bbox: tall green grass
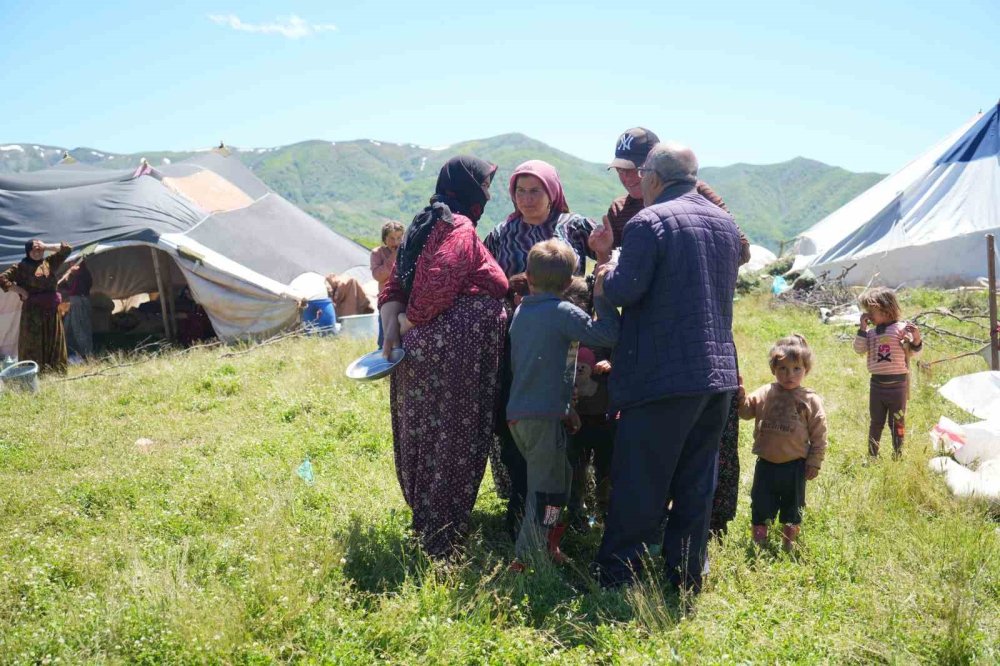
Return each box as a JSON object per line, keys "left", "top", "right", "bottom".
{"left": 0, "top": 292, "right": 997, "bottom": 664}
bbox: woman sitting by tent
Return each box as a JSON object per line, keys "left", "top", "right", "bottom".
{"left": 378, "top": 156, "right": 508, "bottom": 558}
{"left": 0, "top": 240, "right": 72, "bottom": 373}
{"left": 324, "top": 273, "right": 374, "bottom": 317}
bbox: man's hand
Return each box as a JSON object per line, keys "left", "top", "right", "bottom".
{"left": 593, "top": 262, "right": 612, "bottom": 298}
{"left": 805, "top": 465, "right": 820, "bottom": 481}
{"left": 588, "top": 217, "right": 613, "bottom": 262}
{"left": 736, "top": 374, "right": 746, "bottom": 403}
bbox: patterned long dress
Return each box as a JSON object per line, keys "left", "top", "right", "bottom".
{"left": 0, "top": 243, "right": 71, "bottom": 373}
{"left": 390, "top": 295, "right": 506, "bottom": 556}
{"left": 710, "top": 392, "right": 741, "bottom": 534}
{"left": 381, "top": 216, "right": 508, "bottom": 558}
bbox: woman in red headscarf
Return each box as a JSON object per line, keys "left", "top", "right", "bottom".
{"left": 378, "top": 156, "right": 509, "bottom": 558}
{"left": 0, "top": 239, "right": 72, "bottom": 373}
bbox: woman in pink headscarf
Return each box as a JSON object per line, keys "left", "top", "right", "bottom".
{"left": 484, "top": 160, "right": 609, "bottom": 277}
{"left": 484, "top": 159, "right": 611, "bottom": 538}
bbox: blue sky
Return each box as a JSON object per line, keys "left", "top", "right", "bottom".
{"left": 2, "top": 0, "right": 997, "bottom": 173}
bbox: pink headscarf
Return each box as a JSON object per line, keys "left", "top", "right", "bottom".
{"left": 577, "top": 346, "right": 597, "bottom": 368}
{"left": 507, "top": 160, "right": 570, "bottom": 222}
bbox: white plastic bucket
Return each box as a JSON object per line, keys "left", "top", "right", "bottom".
{"left": 338, "top": 313, "right": 378, "bottom": 340}
{"left": 0, "top": 360, "right": 40, "bottom": 393}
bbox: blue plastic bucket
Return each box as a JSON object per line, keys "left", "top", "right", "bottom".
{"left": 302, "top": 298, "right": 337, "bottom": 334}
{"left": 0, "top": 360, "right": 40, "bottom": 393}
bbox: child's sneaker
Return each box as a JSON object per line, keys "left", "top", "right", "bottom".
{"left": 751, "top": 524, "right": 768, "bottom": 547}
{"left": 508, "top": 560, "right": 527, "bottom": 573}
{"left": 781, "top": 524, "right": 800, "bottom": 552}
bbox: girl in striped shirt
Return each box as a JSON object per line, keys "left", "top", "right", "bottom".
{"left": 854, "top": 287, "right": 922, "bottom": 459}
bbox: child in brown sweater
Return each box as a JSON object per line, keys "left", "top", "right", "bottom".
{"left": 738, "top": 335, "right": 828, "bottom": 551}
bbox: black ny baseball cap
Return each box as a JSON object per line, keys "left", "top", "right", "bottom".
{"left": 608, "top": 127, "right": 660, "bottom": 170}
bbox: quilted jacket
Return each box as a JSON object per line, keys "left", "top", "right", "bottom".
{"left": 604, "top": 183, "right": 741, "bottom": 411}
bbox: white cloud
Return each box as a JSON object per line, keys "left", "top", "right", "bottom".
{"left": 208, "top": 14, "right": 337, "bottom": 39}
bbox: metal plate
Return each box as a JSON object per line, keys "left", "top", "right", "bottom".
{"left": 345, "top": 348, "right": 405, "bottom": 381}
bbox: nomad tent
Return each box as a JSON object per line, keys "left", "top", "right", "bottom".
{"left": 0, "top": 151, "right": 370, "bottom": 355}
{"left": 793, "top": 101, "right": 1000, "bottom": 286}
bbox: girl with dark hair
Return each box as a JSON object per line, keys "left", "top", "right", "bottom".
{"left": 0, "top": 240, "right": 72, "bottom": 373}
{"left": 378, "top": 156, "right": 509, "bottom": 558}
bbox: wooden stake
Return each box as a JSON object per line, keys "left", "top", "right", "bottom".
{"left": 150, "top": 248, "right": 171, "bottom": 341}
{"left": 988, "top": 234, "right": 999, "bottom": 371}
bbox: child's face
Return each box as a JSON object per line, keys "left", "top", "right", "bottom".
{"left": 385, "top": 231, "right": 403, "bottom": 250}
{"left": 867, "top": 306, "right": 892, "bottom": 325}
{"left": 771, "top": 357, "right": 806, "bottom": 391}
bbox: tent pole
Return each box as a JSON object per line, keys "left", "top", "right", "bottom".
{"left": 988, "top": 234, "right": 999, "bottom": 371}
{"left": 161, "top": 260, "right": 177, "bottom": 340}
{"left": 150, "top": 248, "right": 171, "bottom": 341}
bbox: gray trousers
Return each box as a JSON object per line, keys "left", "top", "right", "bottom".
{"left": 509, "top": 418, "right": 572, "bottom": 558}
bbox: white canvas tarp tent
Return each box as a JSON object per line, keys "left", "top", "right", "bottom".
{"left": 792, "top": 102, "right": 1000, "bottom": 286}
{"left": 0, "top": 152, "right": 370, "bottom": 355}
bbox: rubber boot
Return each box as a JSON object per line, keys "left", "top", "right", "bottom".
{"left": 751, "top": 524, "right": 768, "bottom": 547}
{"left": 781, "top": 524, "right": 800, "bottom": 552}
{"left": 546, "top": 523, "right": 569, "bottom": 564}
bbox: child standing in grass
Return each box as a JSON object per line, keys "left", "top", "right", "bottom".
{"left": 562, "top": 276, "right": 616, "bottom": 531}
{"left": 738, "top": 335, "right": 827, "bottom": 552}
{"left": 371, "top": 221, "right": 405, "bottom": 347}
{"left": 854, "top": 287, "right": 922, "bottom": 459}
{"left": 507, "top": 240, "right": 619, "bottom": 569}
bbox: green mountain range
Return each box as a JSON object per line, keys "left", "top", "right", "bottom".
{"left": 0, "top": 136, "right": 884, "bottom": 251}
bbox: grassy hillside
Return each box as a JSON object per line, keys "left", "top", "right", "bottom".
{"left": 1, "top": 139, "right": 883, "bottom": 251}
{"left": 1, "top": 291, "right": 997, "bottom": 663}
{"left": 702, "top": 158, "right": 884, "bottom": 251}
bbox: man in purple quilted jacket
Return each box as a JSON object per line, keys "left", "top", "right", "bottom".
{"left": 593, "top": 142, "right": 741, "bottom": 593}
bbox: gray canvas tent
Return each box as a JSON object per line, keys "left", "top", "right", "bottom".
{"left": 0, "top": 151, "right": 370, "bottom": 354}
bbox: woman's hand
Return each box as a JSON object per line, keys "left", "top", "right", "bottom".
{"left": 12, "top": 286, "right": 28, "bottom": 302}
{"left": 379, "top": 301, "right": 405, "bottom": 359}
{"left": 398, "top": 312, "right": 414, "bottom": 335}
{"left": 588, "top": 217, "right": 614, "bottom": 263}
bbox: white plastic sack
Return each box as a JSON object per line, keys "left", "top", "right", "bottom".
{"left": 819, "top": 304, "right": 862, "bottom": 325}
{"left": 938, "top": 371, "right": 1000, "bottom": 419}
{"left": 930, "top": 415, "right": 967, "bottom": 455}
{"left": 928, "top": 457, "right": 1000, "bottom": 502}
{"left": 929, "top": 415, "right": 1000, "bottom": 466}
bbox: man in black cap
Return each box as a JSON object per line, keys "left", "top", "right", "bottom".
{"left": 601, "top": 127, "right": 749, "bottom": 262}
